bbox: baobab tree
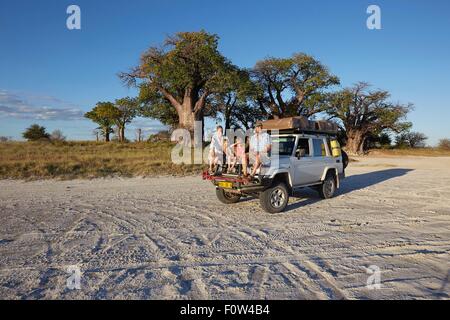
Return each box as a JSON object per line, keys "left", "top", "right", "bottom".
{"left": 252, "top": 53, "right": 340, "bottom": 119}
{"left": 328, "top": 82, "right": 412, "bottom": 154}
{"left": 120, "top": 31, "right": 234, "bottom": 137}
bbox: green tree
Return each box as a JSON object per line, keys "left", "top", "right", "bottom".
{"left": 114, "top": 97, "right": 139, "bottom": 142}
{"left": 84, "top": 102, "right": 120, "bottom": 142}
{"left": 22, "top": 124, "right": 50, "bottom": 141}
{"left": 328, "top": 82, "right": 412, "bottom": 155}
{"left": 228, "top": 102, "right": 265, "bottom": 130}
{"left": 395, "top": 131, "right": 428, "bottom": 148}
{"left": 120, "top": 30, "right": 233, "bottom": 136}
{"left": 209, "top": 67, "right": 263, "bottom": 130}
{"left": 252, "top": 53, "right": 340, "bottom": 118}
{"left": 364, "top": 132, "right": 392, "bottom": 149}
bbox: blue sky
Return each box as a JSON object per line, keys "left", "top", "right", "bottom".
{"left": 0, "top": 0, "right": 449, "bottom": 144}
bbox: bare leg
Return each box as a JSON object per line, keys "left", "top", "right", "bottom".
{"left": 242, "top": 154, "right": 248, "bottom": 177}
{"left": 230, "top": 158, "right": 236, "bottom": 171}
{"left": 251, "top": 153, "right": 262, "bottom": 176}
{"left": 209, "top": 149, "right": 216, "bottom": 172}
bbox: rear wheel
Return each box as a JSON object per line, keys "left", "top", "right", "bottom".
{"left": 216, "top": 188, "right": 241, "bottom": 204}
{"left": 259, "top": 182, "right": 289, "bottom": 214}
{"left": 318, "top": 172, "right": 336, "bottom": 199}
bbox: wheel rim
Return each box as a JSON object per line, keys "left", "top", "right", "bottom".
{"left": 324, "top": 179, "right": 334, "bottom": 196}
{"left": 270, "top": 188, "right": 286, "bottom": 208}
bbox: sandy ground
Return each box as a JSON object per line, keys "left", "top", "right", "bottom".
{"left": 0, "top": 156, "right": 449, "bottom": 300}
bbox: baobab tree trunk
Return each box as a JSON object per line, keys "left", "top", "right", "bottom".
{"left": 346, "top": 129, "right": 365, "bottom": 155}
{"left": 178, "top": 104, "right": 204, "bottom": 146}
{"left": 105, "top": 131, "right": 110, "bottom": 142}
{"left": 179, "top": 109, "right": 197, "bottom": 132}
{"left": 159, "top": 87, "right": 207, "bottom": 145}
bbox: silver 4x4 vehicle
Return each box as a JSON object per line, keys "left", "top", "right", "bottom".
{"left": 203, "top": 128, "right": 348, "bottom": 213}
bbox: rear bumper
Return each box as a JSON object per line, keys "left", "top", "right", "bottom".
{"left": 202, "top": 171, "right": 272, "bottom": 194}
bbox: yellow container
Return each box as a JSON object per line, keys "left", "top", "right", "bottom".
{"left": 330, "top": 140, "right": 341, "bottom": 157}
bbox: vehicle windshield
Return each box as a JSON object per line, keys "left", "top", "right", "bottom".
{"left": 272, "top": 136, "right": 296, "bottom": 156}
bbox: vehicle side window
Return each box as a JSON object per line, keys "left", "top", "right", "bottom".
{"left": 312, "top": 138, "right": 326, "bottom": 157}
{"left": 296, "top": 138, "right": 310, "bottom": 157}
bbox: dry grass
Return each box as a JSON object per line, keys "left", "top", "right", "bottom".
{"left": 2, "top": 142, "right": 449, "bottom": 180}
{"left": 367, "top": 148, "right": 450, "bottom": 157}
{"left": 0, "top": 141, "right": 205, "bottom": 180}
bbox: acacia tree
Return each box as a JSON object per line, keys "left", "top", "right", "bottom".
{"left": 84, "top": 102, "right": 120, "bottom": 142}
{"left": 120, "top": 31, "right": 233, "bottom": 136}
{"left": 328, "top": 82, "right": 412, "bottom": 155}
{"left": 22, "top": 124, "right": 50, "bottom": 141}
{"left": 114, "top": 97, "right": 139, "bottom": 142}
{"left": 252, "top": 53, "right": 340, "bottom": 118}
{"left": 395, "top": 131, "right": 427, "bottom": 148}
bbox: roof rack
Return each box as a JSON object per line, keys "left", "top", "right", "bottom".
{"left": 270, "top": 128, "right": 338, "bottom": 136}
{"left": 257, "top": 116, "right": 339, "bottom": 135}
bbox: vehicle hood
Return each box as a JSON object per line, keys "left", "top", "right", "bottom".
{"left": 262, "top": 155, "right": 291, "bottom": 177}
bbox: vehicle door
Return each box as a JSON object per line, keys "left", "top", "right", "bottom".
{"left": 308, "top": 137, "right": 333, "bottom": 182}
{"left": 291, "top": 137, "right": 317, "bottom": 185}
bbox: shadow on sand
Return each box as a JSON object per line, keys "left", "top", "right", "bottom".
{"left": 285, "top": 168, "right": 413, "bottom": 212}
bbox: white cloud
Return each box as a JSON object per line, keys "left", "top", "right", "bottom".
{"left": 0, "top": 90, "right": 84, "bottom": 121}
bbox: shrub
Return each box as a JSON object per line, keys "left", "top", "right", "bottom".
{"left": 22, "top": 124, "right": 50, "bottom": 141}
{"left": 438, "top": 138, "right": 450, "bottom": 150}
{"left": 50, "top": 129, "right": 66, "bottom": 142}
{"left": 148, "top": 130, "right": 171, "bottom": 142}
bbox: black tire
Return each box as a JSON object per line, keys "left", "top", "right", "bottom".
{"left": 216, "top": 188, "right": 241, "bottom": 204}
{"left": 342, "top": 150, "right": 349, "bottom": 169}
{"left": 259, "top": 182, "right": 289, "bottom": 214}
{"left": 318, "top": 172, "right": 337, "bottom": 199}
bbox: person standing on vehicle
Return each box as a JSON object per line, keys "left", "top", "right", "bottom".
{"left": 249, "top": 123, "right": 271, "bottom": 177}
{"left": 208, "top": 125, "right": 224, "bottom": 173}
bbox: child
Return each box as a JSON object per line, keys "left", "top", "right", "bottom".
{"left": 229, "top": 136, "right": 247, "bottom": 176}
{"left": 224, "top": 138, "right": 234, "bottom": 172}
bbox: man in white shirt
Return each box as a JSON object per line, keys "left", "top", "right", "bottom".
{"left": 208, "top": 125, "right": 224, "bottom": 173}
{"left": 249, "top": 123, "right": 271, "bottom": 177}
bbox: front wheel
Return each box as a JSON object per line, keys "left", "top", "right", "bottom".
{"left": 342, "top": 150, "right": 349, "bottom": 169}
{"left": 318, "top": 173, "right": 336, "bottom": 199}
{"left": 216, "top": 188, "right": 241, "bottom": 204}
{"left": 259, "top": 182, "right": 289, "bottom": 214}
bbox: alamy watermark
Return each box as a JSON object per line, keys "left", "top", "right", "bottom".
{"left": 367, "top": 5, "right": 381, "bottom": 30}
{"left": 365, "top": 265, "right": 382, "bottom": 289}
{"left": 66, "top": 265, "right": 82, "bottom": 290}
{"left": 170, "top": 122, "right": 280, "bottom": 169}
{"left": 64, "top": 4, "right": 381, "bottom": 31}
{"left": 66, "top": 5, "right": 81, "bottom": 30}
